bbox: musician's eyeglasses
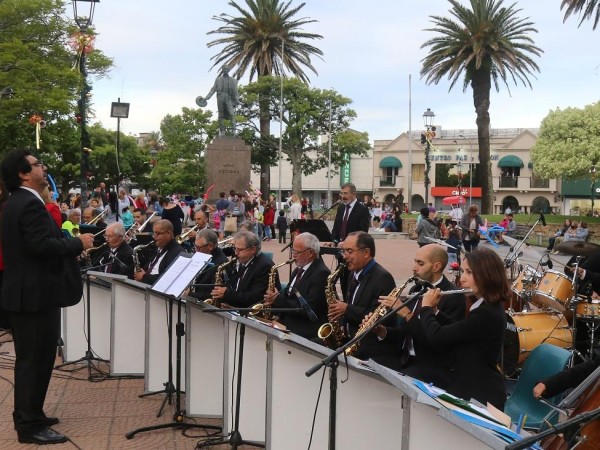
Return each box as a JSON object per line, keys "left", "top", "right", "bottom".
{"left": 234, "top": 246, "right": 253, "bottom": 253}
{"left": 291, "top": 248, "right": 310, "bottom": 255}
{"left": 28, "top": 160, "right": 44, "bottom": 167}
{"left": 340, "top": 247, "right": 366, "bottom": 256}
{"left": 195, "top": 243, "right": 210, "bottom": 251}
{"left": 153, "top": 230, "right": 169, "bottom": 236}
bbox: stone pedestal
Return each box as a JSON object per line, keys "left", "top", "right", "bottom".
{"left": 205, "top": 136, "right": 251, "bottom": 203}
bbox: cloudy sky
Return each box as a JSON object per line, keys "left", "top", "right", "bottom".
{"left": 88, "top": 0, "right": 599, "bottom": 143}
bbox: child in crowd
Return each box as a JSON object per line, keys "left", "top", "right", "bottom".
{"left": 276, "top": 210, "right": 288, "bottom": 244}
{"left": 446, "top": 228, "right": 462, "bottom": 269}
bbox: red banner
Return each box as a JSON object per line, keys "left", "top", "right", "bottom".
{"left": 431, "top": 187, "right": 482, "bottom": 198}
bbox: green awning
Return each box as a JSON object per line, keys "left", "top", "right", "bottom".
{"left": 498, "top": 155, "right": 524, "bottom": 168}
{"left": 379, "top": 156, "right": 402, "bottom": 168}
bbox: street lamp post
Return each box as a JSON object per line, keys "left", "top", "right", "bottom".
{"left": 110, "top": 98, "right": 130, "bottom": 187}
{"left": 421, "top": 108, "right": 435, "bottom": 205}
{"left": 457, "top": 161, "right": 463, "bottom": 191}
{"left": 591, "top": 165, "right": 598, "bottom": 215}
{"left": 459, "top": 133, "right": 474, "bottom": 207}
{"left": 72, "top": 0, "right": 99, "bottom": 209}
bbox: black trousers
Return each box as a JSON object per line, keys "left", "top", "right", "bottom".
{"left": 10, "top": 307, "right": 60, "bottom": 433}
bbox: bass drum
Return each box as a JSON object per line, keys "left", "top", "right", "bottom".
{"left": 503, "top": 311, "right": 572, "bottom": 377}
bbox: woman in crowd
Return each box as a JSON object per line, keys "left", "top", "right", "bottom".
{"left": 288, "top": 194, "right": 302, "bottom": 221}
{"left": 104, "top": 191, "right": 122, "bottom": 224}
{"left": 460, "top": 205, "right": 484, "bottom": 252}
{"left": 398, "top": 248, "right": 509, "bottom": 410}
{"left": 547, "top": 218, "right": 571, "bottom": 252}
{"left": 160, "top": 197, "right": 185, "bottom": 237}
{"left": 415, "top": 206, "right": 437, "bottom": 247}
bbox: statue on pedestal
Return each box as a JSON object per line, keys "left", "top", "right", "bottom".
{"left": 197, "top": 66, "right": 239, "bottom": 136}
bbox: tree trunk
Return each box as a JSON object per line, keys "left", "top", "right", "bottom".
{"left": 259, "top": 94, "right": 271, "bottom": 202}
{"left": 290, "top": 149, "right": 303, "bottom": 197}
{"left": 471, "top": 70, "right": 492, "bottom": 214}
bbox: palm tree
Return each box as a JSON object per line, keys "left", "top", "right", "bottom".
{"left": 208, "top": 0, "right": 323, "bottom": 200}
{"left": 561, "top": 0, "right": 600, "bottom": 29}
{"left": 420, "top": 0, "right": 542, "bottom": 214}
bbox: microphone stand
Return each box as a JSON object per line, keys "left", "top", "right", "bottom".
{"left": 317, "top": 201, "right": 340, "bottom": 220}
{"left": 55, "top": 261, "right": 113, "bottom": 380}
{"left": 197, "top": 306, "right": 302, "bottom": 449}
{"left": 305, "top": 287, "right": 427, "bottom": 450}
{"left": 504, "top": 215, "right": 543, "bottom": 272}
{"left": 505, "top": 406, "right": 600, "bottom": 450}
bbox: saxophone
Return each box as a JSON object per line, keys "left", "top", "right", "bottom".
{"left": 344, "top": 275, "right": 417, "bottom": 356}
{"left": 133, "top": 241, "right": 155, "bottom": 272}
{"left": 317, "top": 263, "right": 347, "bottom": 349}
{"left": 204, "top": 258, "right": 237, "bottom": 307}
{"left": 250, "top": 259, "right": 294, "bottom": 320}
{"left": 80, "top": 242, "right": 108, "bottom": 267}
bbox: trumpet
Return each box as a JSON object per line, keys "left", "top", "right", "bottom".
{"left": 176, "top": 225, "right": 199, "bottom": 244}
{"left": 86, "top": 208, "right": 108, "bottom": 225}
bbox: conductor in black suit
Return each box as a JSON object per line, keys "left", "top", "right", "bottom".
{"left": 190, "top": 228, "right": 229, "bottom": 300}
{"left": 373, "top": 244, "right": 466, "bottom": 382}
{"left": 211, "top": 230, "right": 278, "bottom": 307}
{"left": 264, "top": 232, "right": 330, "bottom": 339}
{"left": 328, "top": 232, "right": 396, "bottom": 347}
{"left": 134, "top": 219, "right": 183, "bottom": 285}
{"left": 0, "top": 149, "right": 94, "bottom": 445}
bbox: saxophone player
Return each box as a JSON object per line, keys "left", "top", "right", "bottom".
{"left": 329, "top": 232, "right": 396, "bottom": 353}
{"left": 370, "top": 244, "right": 466, "bottom": 384}
{"left": 189, "top": 229, "right": 229, "bottom": 300}
{"left": 210, "top": 231, "right": 278, "bottom": 307}
{"left": 263, "top": 232, "right": 330, "bottom": 339}
{"left": 95, "top": 223, "right": 134, "bottom": 278}
{"left": 134, "top": 220, "right": 183, "bottom": 284}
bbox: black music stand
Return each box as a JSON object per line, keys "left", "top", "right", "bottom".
{"left": 54, "top": 267, "right": 120, "bottom": 380}
{"left": 126, "top": 253, "right": 222, "bottom": 439}
{"left": 290, "top": 219, "right": 333, "bottom": 242}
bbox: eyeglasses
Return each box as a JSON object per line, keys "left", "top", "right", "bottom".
{"left": 340, "top": 247, "right": 366, "bottom": 256}
{"left": 234, "top": 246, "right": 253, "bottom": 252}
{"left": 153, "top": 230, "right": 169, "bottom": 236}
{"left": 28, "top": 160, "right": 44, "bottom": 167}
{"left": 291, "top": 248, "right": 311, "bottom": 255}
{"left": 339, "top": 191, "right": 352, "bottom": 197}
{"left": 195, "top": 243, "right": 210, "bottom": 251}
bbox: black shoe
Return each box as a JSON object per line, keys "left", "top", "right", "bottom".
{"left": 18, "top": 427, "right": 67, "bottom": 445}
{"left": 44, "top": 417, "right": 59, "bottom": 426}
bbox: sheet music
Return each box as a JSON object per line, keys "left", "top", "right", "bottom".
{"left": 152, "top": 252, "right": 212, "bottom": 297}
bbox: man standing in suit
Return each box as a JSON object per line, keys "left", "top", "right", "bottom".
{"left": 190, "top": 229, "right": 229, "bottom": 300}
{"left": 0, "top": 149, "right": 94, "bottom": 444}
{"left": 210, "top": 230, "right": 277, "bottom": 307}
{"left": 98, "top": 223, "right": 134, "bottom": 278}
{"left": 134, "top": 219, "right": 183, "bottom": 285}
{"left": 331, "top": 183, "right": 370, "bottom": 244}
{"left": 373, "top": 244, "right": 466, "bottom": 382}
{"left": 328, "top": 232, "right": 396, "bottom": 346}
{"left": 264, "top": 232, "right": 330, "bottom": 339}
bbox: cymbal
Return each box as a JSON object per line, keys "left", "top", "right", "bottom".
{"left": 555, "top": 241, "right": 600, "bottom": 257}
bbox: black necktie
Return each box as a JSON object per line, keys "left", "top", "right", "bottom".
{"left": 147, "top": 249, "right": 163, "bottom": 273}
{"left": 346, "top": 273, "right": 359, "bottom": 304}
{"left": 295, "top": 268, "right": 304, "bottom": 285}
{"left": 340, "top": 205, "right": 351, "bottom": 241}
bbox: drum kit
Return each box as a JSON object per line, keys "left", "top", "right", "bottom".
{"left": 504, "top": 241, "right": 600, "bottom": 377}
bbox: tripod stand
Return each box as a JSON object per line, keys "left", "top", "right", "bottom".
{"left": 55, "top": 271, "right": 110, "bottom": 380}
{"left": 126, "top": 295, "right": 221, "bottom": 439}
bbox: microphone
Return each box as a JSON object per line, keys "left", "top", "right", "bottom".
{"left": 539, "top": 212, "right": 546, "bottom": 227}
{"left": 281, "top": 242, "right": 293, "bottom": 252}
{"left": 291, "top": 288, "right": 318, "bottom": 322}
{"left": 540, "top": 255, "right": 553, "bottom": 270}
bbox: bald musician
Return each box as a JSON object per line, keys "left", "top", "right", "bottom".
{"left": 134, "top": 219, "right": 183, "bottom": 285}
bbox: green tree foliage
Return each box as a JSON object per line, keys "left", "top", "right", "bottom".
{"left": 208, "top": 0, "right": 324, "bottom": 200}
{"left": 0, "top": 0, "right": 112, "bottom": 188}
{"left": 150, "top": 108, "right": 218, "bottom": 195}
{"left": 561, "top": 0, "right": 600, "bottom": 29}
{"left": 531, "top": 102, "right": 600, "bottom": 179}
{"left": 238, "top": 77, "right": 369, "bottom": 195}
{"left": 420, "top": 0, "right": 542, "bottom": 213}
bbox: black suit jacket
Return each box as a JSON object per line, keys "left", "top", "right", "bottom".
{"left": 95, "top": 242, "right": 134, "bottom": 278}
{"left": 222, "top": 252, "right": 278, "bottom": 307}
{"left": 331, "top": 201, "right": 370, "bottom": 242}
{"left": 385, "top": 276, "right": 466, "bottom": 384}
{"left": 273, "top": 258, "right": 330, "bottom": 339}
{"left": 191, "top": 248, "right": 229, "bottom": 300}
{"left": 417, "top": 300, "right": 507, "bottom": 410}
{"left": 1, "top": 188, "right": 84, "bottom": 311}
{"left": 141, "top": 239, "right": 184, "bottom": 285}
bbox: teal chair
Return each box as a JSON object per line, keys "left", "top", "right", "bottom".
{"left": 504, "top": 343, "right": 571, "bottom": 430}
{"left": 262, "top": 251, "right": 273, "bottom": 261}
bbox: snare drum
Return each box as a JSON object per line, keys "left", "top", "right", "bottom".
{"left": 503, "top": 311, "right": 572, "bottom": 376}
{"left": 533, "top": 270, "right": 575, "bottom": 312}
{"left": 511, "top": 266, "right": 542, "bottom": 295}
{"left": 575, "top": 299, "right": 600, "bottom": 321}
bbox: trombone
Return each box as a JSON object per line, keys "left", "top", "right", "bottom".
{"left": 85, "top": 208, "right": 108, "bottom": 225}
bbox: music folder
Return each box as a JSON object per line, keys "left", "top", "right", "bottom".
{"left": 151, "top": 252, "right": 212, "bottom": 298}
